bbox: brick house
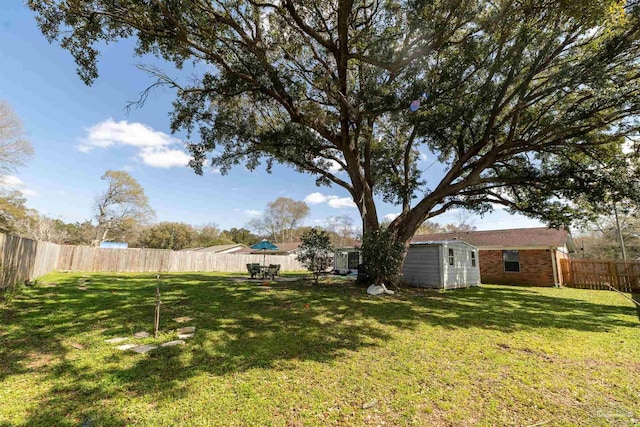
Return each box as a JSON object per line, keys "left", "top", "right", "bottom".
{"left": 411, "top": 228, "right": 575, "bottom": 286}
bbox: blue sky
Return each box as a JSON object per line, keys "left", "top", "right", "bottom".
{"left": 0, "top": 1, "right": 543, "bottom": 233}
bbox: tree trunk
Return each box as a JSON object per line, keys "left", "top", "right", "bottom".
{"left": 361, "top": 208, "right": 425, "bottom": 287}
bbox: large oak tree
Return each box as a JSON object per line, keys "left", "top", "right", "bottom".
{"left": 29, "top": 0, "right": 640, "bottom": 277}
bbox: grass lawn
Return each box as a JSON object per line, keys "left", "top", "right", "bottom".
{"left": 1, "top": 272, "right": 639, "bottom": 426}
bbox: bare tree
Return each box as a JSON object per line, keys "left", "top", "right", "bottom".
{"left": 0, "top": 101, "right": 33, "bottom": 176}
{"left": 442, "top": 210, "right": 477, "bottom": 232}
{"left": 415, "top": 221, "right": 445, "bottom": 235}
{"left": 94, "top": 170, "right": 155, "bottom": 244}
{"left": 248, "top": 197, "right": 309, "bottom": 242}
{"left": 16, "top": 213, "right": 69, "bottom": 243}
{"left": 327, "top": 215, "right": 357, "bottom": 247}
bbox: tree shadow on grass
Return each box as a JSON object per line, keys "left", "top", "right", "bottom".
{"left": 404, "top": 285, "right": 639, "bottom": 332}
{"left": 1, "top": 273, "right": 638, "bottom": 426}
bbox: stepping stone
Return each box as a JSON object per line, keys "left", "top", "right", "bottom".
{"left": 130, "top": 344, "right": 157, "bottom": 354}
{"left": 173, "top": 317, "right": 193, "bottom": 323}
{"left": 70, "top": 343, "right": 85, "bottom": 350}
{"left": 177, "top": 333, "right": 194, "bottom": 339}
{"left": 78, "top": 286, "right": 87, "bottom": 290}
{"left": 161, "top": 340, "right": 185, "bottom": 347}
{"left": 115, "top": 344, "right": 138, "bottom": 351}
{"left": 134, "top": 331, "right": 150, "bottom": 338}
{"left": 105, "top": 337, "right": 128, "bottom": 344}
{"left": 177, "top": 326, "right": 195, "bottom": 334}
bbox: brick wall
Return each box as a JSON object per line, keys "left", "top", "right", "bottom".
{"left": 479, "top": 249, "right": 555, "bottom": 286}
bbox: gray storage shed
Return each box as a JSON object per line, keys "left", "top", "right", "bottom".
{"left": 402, "top": 240, "right": 480, "bottom": 289}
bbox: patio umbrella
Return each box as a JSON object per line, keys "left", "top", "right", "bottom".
{"left": 250, "top": 239, "right": 279, "bottom": 266}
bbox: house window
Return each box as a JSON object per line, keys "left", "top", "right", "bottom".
{"left": 503, "top": 250, "right": 520, "bottom": 272}
{"left": 471, "top": 251, "right": 476, "bottom": 267}
{"left": 448, "top": 248, "right": 454, "bottom": 266}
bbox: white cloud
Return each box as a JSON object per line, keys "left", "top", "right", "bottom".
{"left": 304, "top": 192, "right": 329, "bottom": 204}
{"left": 244, "top": 209, "right": 262, "bottom": 217}
{"left": 20, "top": 188, "right": 39, "bottom": 197}
{"left": 327, "top": 197, "right": 356, "bottom": 208}
{"left": 79, "top": 118, "right": 191, "bottom": 169}
{"left": 383, "top": 213, "right": 400, "bottom": 222}
{"left": 304, "top": 192, "right": 357, "bottom": 209}
{"left": 419, "top": 152, "right": 428, "bottom": 161}
{"left": 314, "top": 157, "right": 343, "bottom": 173}
{"left": 0, "top": 175, "right": 24, "bottom": 188}
{"left": 622, "top": 138, "right": 636, "bottom": 154}
{"left": 139, "top": 148, "right": 191, "bottom": 168}
{"left": 0, "top": 175, "right": 37, "bottom": 197}
{"left": 327, "top": 159, "right": 342, "bottom": 172}
{"left": 77, "top": 145, "right": 93, "bottom": 153}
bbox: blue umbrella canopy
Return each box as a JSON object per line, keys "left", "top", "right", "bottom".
{"left": 250, "top": 240, "right": 279, "bottom": 267}
{"left": 250, "top": 240, "right": 279, "bottom": 251}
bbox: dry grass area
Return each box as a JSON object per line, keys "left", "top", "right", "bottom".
{"left": 1, "top": 272, "right": 639, "bottom": 426}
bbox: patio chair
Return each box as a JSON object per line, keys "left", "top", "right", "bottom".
{"left": 266, "top": 264, "right": 279, "bottom": 280}
{"left": 246, "top": 263, "right": 261, "bottom": 279}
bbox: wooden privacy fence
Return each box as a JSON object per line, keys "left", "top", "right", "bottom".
{"left": 0, "top": 234, "right": 61, "bottom": 289}
{"left": 56, "top": 245, "right": 306, "bottom": 273}
{"left": 560, "top": 259, "right": 640, "bottom": 293}
{"left": 0, "top": 232, "right": 307, "bottom": 289}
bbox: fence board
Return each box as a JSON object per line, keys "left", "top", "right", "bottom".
{"left": 560, "top": 259, "right": 640, "bottom": 293}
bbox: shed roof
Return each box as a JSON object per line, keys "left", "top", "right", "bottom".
{"left": 411, "top": 240, "right": 478, "bottom": 250}
{"left": 411, "top": 227, "right": 574, "bottom": 251}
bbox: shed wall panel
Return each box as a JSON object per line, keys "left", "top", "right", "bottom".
{"left": 402, "top": 246, "right": 442, "bottom": 287}
{"left": 442, "top": 242, "right": 481, "bottom": 289}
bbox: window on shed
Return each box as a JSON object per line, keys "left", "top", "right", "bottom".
{"left": 471, "top": 251, "right": 476, "bottom": 267}
{"left": 448, "top": 248, "right": 454, "bottom": 265}
{"left": 503, "top": 250, "right": 520, "bottom": 272}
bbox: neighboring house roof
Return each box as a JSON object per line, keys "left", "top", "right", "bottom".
{"left": 411, "top": 227, "right": 575, "bottom": 252}
{"left": 180, "top": 244, "right": 248, "bottom": 253}
{"left": 236, "top": 241, "right": 302, "bottom": 254}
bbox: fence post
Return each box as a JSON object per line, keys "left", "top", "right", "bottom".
{"left": 608, "top": 262, "right": 619, "bottom": 291}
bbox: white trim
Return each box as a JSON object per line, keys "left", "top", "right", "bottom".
{"left": 550, "top": 249, "right": 559, "bottom": 287}
{"left": 440, "top": 245, "right": 446, "bottom": 288}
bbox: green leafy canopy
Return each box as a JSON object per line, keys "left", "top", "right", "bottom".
{"left": 296, "top": 228, "right": 334, "bottom": 283}
{"left": 29, "top": 0, "right": 640, "bottom": 247}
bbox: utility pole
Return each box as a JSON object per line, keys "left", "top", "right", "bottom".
{"left": 613, "top": 202, "right": 628, "bottom": 261}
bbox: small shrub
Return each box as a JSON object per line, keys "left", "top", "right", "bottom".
{"left": 297, "top": 228, "right": 334, "bottom": 283}
{"left": 360, "top": 228, "right": 406, "bottom": 287}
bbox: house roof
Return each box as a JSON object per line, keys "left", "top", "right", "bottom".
{"left": 411, "top": 227, "right": 574, "bottom": 252}
{"left": 180, "top": 244, "right": 248, "bottom": 253}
